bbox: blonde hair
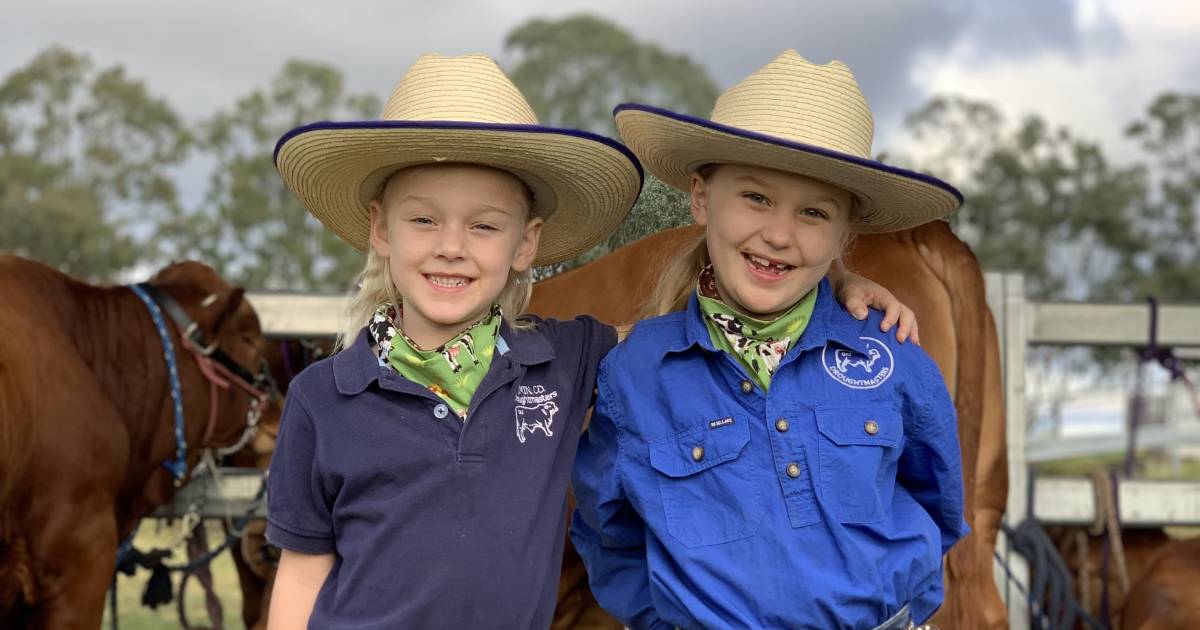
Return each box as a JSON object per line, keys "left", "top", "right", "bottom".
{"left": 641, "top": 164, "right": 859, "bottom": 319}
{"left": 335, "top": 165, "right": 536, "bottom": 350}
{"left": 642, "top": 231, "right": 710, "bottom": 319}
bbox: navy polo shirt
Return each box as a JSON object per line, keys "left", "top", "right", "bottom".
{"left": 266, "top": 315, "right": 615, "bottom": 629}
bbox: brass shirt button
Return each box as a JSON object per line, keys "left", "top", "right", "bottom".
{"left": 740, "top": 380, "right": 754, "bottom": 394}
{"left": 865, "top": 420, "right": 880, "bottom": 435}
{"left": 691, "top": 445, "right": 705, "bottom": 462}
{"left": 775, "top": 418, "right": 789, "bottom": 432}
{"left": 786, "top": 463, "right": 801, "bottom": 478}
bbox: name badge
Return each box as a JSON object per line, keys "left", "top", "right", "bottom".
{"left": 709, "top": 416, "right": 735, "bottom": 429}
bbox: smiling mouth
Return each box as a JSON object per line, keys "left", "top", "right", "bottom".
{"left": 743, "top": 253, "right": 794, "bottom": 275}
{"left": 425, "top": 274, "right": 473, "bottom": 289}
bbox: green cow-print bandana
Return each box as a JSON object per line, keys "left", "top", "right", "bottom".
{"left": 696, "top": 265, "right": 817, "bottom": 391}
{"left": 367, "top": 303, "right": 500, "bottom": 420}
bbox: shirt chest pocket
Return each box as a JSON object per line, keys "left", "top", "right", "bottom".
{"left": 815, "top": 405, "right": 904, "bottom": 523}
{"left": 648, "top": 418, "right": 765, "bottom": 548}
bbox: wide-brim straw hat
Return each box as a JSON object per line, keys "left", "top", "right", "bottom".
{"left": 275, "top": 53, "right": 643, "bottom": 266}
{"left": 615, "top": 50, "right": 961, "bottom": 233}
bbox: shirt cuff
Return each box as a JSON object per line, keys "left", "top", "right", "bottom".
{"left": 265, "top": 520, "right": 335, "bottom": 554}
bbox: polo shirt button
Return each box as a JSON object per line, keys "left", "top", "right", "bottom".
{"left": 864, "top": 420, "right": 879, "bottom": 435}
{"left": 740, "top": 380, "right": 753, "bottom": 394}
{"left": 786, "top": 463, "right": 801, "bottom": 478}
{"left": 775, "top": 418, "right": 789, "bottom": 432}
{"left": 433, "top": 403, "right": 449, "bottom": 419}
{"left": 691, "top": 445, "right": 705, "bottom": 462}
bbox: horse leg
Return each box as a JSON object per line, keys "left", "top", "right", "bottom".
{"left": 230, "top": 523, "right": 267, "bottom": 629}
{"left": 20, "top": 361, "right": 128, "bottom": 629}
{"left": 26, "top": 508, "right": 118, "bottom": 629}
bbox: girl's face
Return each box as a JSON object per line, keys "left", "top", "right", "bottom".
{"left": 690, "top": 164, "right": 852, "bottom": 320}
{"left": 369, "top": 163, "right": 542, "bottom": 349}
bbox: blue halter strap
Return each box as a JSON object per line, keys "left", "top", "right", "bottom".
{"left": 128, "top": 283, "right": 190, "bottom": 484}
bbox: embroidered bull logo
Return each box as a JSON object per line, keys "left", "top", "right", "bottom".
{"left": 441, "top": 334, "right": 478, "bottom": 373}
{"left": 834, "top": 347, "right": 882, "bottom": 373}
{"left": 515, "top": 401, "right": 559, "bottom": 443}
{"left": 821, "top": 337, "right": 895, "bottom": 390}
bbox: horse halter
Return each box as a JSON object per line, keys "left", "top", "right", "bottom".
{"left": 130, "top": 283, "right": 274, "bottom": 485}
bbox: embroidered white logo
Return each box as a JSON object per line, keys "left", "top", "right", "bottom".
{"left": 514, "top": 384, "right": 560, "bottom": 443}
{"left": 822, "top": 337, "right": 894, "bottom": 389}
{"left": 836, "top": 347, "right": 881, "bottom": 373}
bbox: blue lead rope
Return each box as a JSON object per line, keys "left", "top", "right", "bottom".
{"left": 113, "top": 284, "right": 194, "bottom": 628}
{"left": 128, "top": 284, "right": 189, "bottom": 483}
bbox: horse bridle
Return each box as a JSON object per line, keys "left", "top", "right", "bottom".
{"left": 130, "top": 283, "right": 275, "bottom": 485}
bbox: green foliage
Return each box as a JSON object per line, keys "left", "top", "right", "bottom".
{"left": 900, "top": 96, "right": 1151, "bottom": 301}
{"left": 1120, "top": 93, "right": 1200, "bottom": 301}
{"left": 155, "top": 60, "right": 381, "bottom": 292}
{"left": 505, "top": 14, "right": 719, "bottom": 135}
{"left": 506, "top": 15, "right": 707, "bottom": 273}
{"left": 575, "top": 174, "right": 692, "bottom": 263}
{"left": 0, "top": 47, "right": 187, "bottom": 280}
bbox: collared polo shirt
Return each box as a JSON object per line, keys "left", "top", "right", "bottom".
{"left": 267, "top": 315, "right": 615, "bottom": 629}
{"left": 571, "top": 278, "right": 969, "bottom": 630}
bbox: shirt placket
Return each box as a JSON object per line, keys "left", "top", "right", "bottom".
{"left": 455, "top": 354, "right": 522, "bottom": 462}
{"left": 764, "top": 352, "right": 821, "bottom": 528}
{"left": 378, "top": 370, "right": 465, "bottom": 453}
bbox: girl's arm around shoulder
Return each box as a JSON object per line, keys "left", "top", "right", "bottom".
{"left": 528, "top": 314, "right": 618, "bottom": 410}
{"left": 828, "top": 262, "right": 921, "bottom": 345}
{"left": 526, "top": 314, "right": 618, "bottom": 373}
{"left": 267, "top": 549, "right": 334, "bottom": 630}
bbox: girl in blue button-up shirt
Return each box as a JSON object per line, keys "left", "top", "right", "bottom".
{"left": 572, "top": 51, "right": 970, "bottom": 630}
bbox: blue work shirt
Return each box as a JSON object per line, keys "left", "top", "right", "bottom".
{"left": 571, "top": 278, "right": 968, "bottom": 630}
{"left": 266, "top": 316, "right": 614, "bottom": 629}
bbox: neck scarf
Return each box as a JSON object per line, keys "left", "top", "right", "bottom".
{"left": 367, "top": 303, "right": 501, "bottom": 419}
{"left": 696, "top": 265, "right": 817, "bottom": 390}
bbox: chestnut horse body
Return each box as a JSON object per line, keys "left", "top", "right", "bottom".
{"left": 1120, "top": 537, "right": 1200, "bottom": 629}
{"left": 0, "top": 256, "right": 266, "bottom": 629}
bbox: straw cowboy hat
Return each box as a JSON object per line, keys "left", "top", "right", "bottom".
{"left": 275, "top": 53, "right": 643, "bottom": 265}
{"left": 614, "top": 49, "right": 962, "bottom": 233}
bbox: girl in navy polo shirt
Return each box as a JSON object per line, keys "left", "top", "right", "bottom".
{"left": 266, "top": 52, "right": 922, "bottom": 630}
{"left": 572, "top": 51, "right": 970, "bottom": 630}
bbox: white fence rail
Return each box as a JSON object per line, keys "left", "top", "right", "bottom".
{"left": 985, "top": 272, "right": 1200, "bottom": 629}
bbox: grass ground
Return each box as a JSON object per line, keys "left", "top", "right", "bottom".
{"left": 102, "top": 521, "right": 247, "bottom": 629}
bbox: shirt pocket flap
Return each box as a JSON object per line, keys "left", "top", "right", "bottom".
{"left": 649, "top": 418, "right": 751, "bottom": 478}
{"left": 815, "top": 406, "right": 902, "bottom": 448}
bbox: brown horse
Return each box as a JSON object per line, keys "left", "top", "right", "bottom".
{"left": 1045, "top": 526, "right": 1200, "bottom": 629}
{"left": 531, "top": 221, "right": 1010, "bottom": 630}
{"left": 0, "top": 257, "right": 267, "bottom": 629}
{"left": 1121, "top": 537, "right": 1200, "bottom": 629}
{"left": 223, "top": 339, "right": 322, "bottom": 630}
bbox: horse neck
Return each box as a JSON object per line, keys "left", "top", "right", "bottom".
{"left": 68, "top": 282, "right": 189, "bottom": 518}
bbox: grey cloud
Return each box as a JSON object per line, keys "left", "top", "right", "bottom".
{"left": 1, "top": 0, "right": 1119, "bottom": 150}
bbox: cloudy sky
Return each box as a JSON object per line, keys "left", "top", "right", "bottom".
{"left": 5, "top": 0, "right": 1199, "bottom": 165}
